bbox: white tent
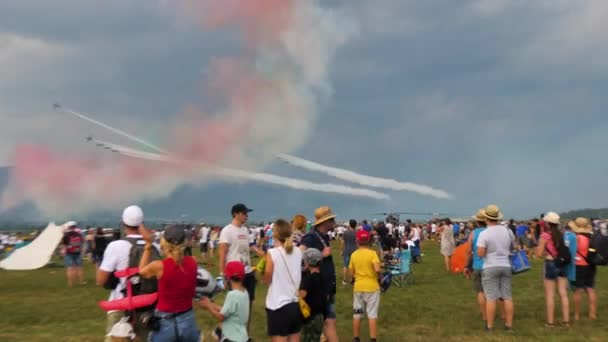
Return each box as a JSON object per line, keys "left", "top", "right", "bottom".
{"left": 0, "top": 222, "right": 66, "bottom": 270}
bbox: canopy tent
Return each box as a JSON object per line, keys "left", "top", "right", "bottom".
{"left": 0, "top": 222, "right": 66, "bottom": 270}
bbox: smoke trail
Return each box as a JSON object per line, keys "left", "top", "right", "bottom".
{"left": 276, "top": 153, "right": 452, "bottom": 199}
{"left": 1, "top": 1, "right": 356, "bottom": 216}
{"left": 92, "top": 138, "right": 389, "bottom": 200}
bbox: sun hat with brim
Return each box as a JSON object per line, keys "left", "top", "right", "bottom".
{"left": 568, "top": 217, "right": 593, "bottom": 234}
{"left": 543, "top": 211, "right": 560, "bottom": 225}
{"left": 313, "top": 206, "right": 336, "bottom": 226}
{"left": 483, "top": 204, "right": 503, "bottom": 221}
{"left": 471, "top": 209, "right": 486, "bottom": 222}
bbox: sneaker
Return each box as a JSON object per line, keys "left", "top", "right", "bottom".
{"left": 342, "top": 280, "right": 347, "bottom": 286}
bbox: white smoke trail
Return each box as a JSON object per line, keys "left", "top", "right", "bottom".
{"left": 91, "top": 139, "right": 389, "bottom": 200}
{"left": 54, "top": 103, "right": 168, "bottom": 154}
{"left": 276, "top": 153, "right": 451, "bottom": 199}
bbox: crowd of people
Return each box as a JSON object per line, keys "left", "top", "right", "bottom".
{"left": 39, "top": 202, "right": 606, "bottom": 341}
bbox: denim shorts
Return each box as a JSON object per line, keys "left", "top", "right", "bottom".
{"left": 325, "top": 298, "right": 337, "bottom": 320}
{"left": 64, "top": 254, "right": 82, "bottom": 267}
{"left": 343, "top": 254, "right": 351, "bottom": 268}
{"left": 152, "top": 309, "right": 199, "bottom": 342}
{"left": 544, "top": 261, "right": 567, "bottom": 280}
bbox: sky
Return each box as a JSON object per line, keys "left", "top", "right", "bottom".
{"left": 1, "top": 0, "right": 607, "bottom": 222}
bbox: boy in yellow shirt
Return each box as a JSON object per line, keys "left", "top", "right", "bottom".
{"left": 348, "top": 229, "right": 381, "bottom": 342}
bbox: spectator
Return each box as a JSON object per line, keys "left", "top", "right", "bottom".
{"left": 440, "top": 219, "right": 455, "bottom": 272}
{"left": 300, "top": 206, "right": 338, "bottom": 342}
{"left": 199, "top": 224, "right": 210, "bottom": 262}
{"left": 569, "top": 218, "right": 598, "bottom": 321}
{"left": 263, "top": 219, "right": 303, "bottom": 341}
{"left": 535, "top": 212, "right": 571, "bottom": 327}
{"left": 292, "top": 214, "right": 308, "bottom": 247}
{"left": 200, "top": 261, "right": 250, "bottom": 342}
{"left": 61, "top": 221, "right": 85, "bottom": 287}
{"left": 476, "top": 204, "right": 515, "bottom": 332}
{"left": 93, "top": 227, "right": 108, "bottom": 269}
{"left": 300, "top": 248, "right": 326, "bottom": 342}
{"left": 219, "top": 203, "right": 265, "bottom": 335}
{"left": 341, "top": 219, "right": 358, "bottom": 286}
{"left": 348, "top": 229, "right": 381, "bottom": 342}
{"left": 138, "top": 225, "right": 200, "bottom": 341}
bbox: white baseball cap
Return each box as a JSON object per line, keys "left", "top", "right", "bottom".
{"left": 122, "top": 205, "right": 144, "bottom": 227}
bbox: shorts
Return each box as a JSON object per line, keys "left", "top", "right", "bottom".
{"left": 517, "top": 236, "right": 528, "bottom": 247}
{"left": 544, "top": 261, "right": 568, "bottom": 280}
{"left": 571, "top": 265, "right": 596, "bottom": 289}
{"left": 266, "top": 302, "right": 302, "bottom": 336}
{"left": 64, "top": 253, "right": 82, "bottom": 267}
{"left": 481, "top": 267, "right": 512, "bottom": 301}
{"left": 353, "top": 291, "right": 380, "bottom": 319}
{"left": 325, "top": 297, "right": 337, "bottom": 320}
{"left": 243, "top": 272, "right": 257, "bottom": 302}
{"left": 472, "top": 270, "right": 484, "bottom": 293}
{"left": 343, "top": 254, "right": 352, "bottom": 268}
{"left": 199, "top": 242, "right": 208, "bottom": 253}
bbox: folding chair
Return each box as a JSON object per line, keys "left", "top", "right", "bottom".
{"left": 389, "top": 248, "right": 413, "bottom": 287}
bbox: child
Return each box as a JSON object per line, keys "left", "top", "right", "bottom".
{"left": 300, "top": 248, "right": 326, "bottom": 342}
{"left": 200, "top": 261, "right": 249, "bottom": 342}
{"left": 348, "top": 230, "right": 381, "bottom": 342}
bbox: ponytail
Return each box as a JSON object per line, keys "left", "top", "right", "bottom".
{"left": 160, "top": 237, "right": 185, "bottom": 264}
{"left": 273, "top": 219, "right": 295, "bottom": 254}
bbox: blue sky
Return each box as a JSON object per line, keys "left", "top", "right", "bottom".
{"left": 1, "top": 0, "right": 607, "bottom": 222}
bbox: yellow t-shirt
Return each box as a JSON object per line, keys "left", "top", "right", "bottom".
{"left": 348, "top": 247, "right": 380, "bottom": 292}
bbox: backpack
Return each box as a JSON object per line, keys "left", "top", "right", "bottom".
{"left": 66, "top": 232, "right": 84, "bottom": 254}
{"left": 124, "top": 238, "right": 162, "bottom": 299}
{"left": 587, "top": 232, "right": 608, "bottom": 266}
{"left": 554, "top": 239, "right": 572, "bottom": 268}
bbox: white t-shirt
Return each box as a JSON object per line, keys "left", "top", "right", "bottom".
{"left": 199, "top": 226, "right": 210, "bottom": 243}
{"left": 335, "top": 226, "right": 346, "bottom": 235}
{"left": 411, "top": 227, "right": 421, "bottom": 241}
{"left": 266, "top": 246, "right": 302, "bottom": 310}
{"left": 398, "top": 225, "right": 405, "bottom": 236}
{"left": 476, "top": 225, "right": 514, "bottom": 269}
{"left": 431, "top": 224, "right": 437, "bottom": 233}
{"left": 386, "top": 223, "right": 394, "bottom": 235}
{"left": 219, "top": 224, "right": 253, "bottom": 273}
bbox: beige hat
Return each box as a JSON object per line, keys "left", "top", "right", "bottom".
{"left": 568, "top": 217, "right": 592, "bottom": 234}
{"left": 313, "top": 206, "right": 336, "bottom": 226}
{"left": 543, "top": 211, "right": 560, "bottom": 225}
{"left": 483, "top": 204, "right": 503, "bottom": 221}
{"left": 471, "top": 208, "right": 486, "bottom": 222}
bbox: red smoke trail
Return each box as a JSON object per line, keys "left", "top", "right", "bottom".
{"left": 0, "top": 0, "right": 318, "bottom": 216}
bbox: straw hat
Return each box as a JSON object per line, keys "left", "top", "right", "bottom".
{"left": 313, "top": 206, "right": 336, "bottom": 226}
{"left": 543, "top": 212, "right": 560, "bottom": 225}
{"left": 568, "top": 217, "right": 593, "bottom": 234}
{"left": 483, "top": 204, "right": 503, "bottom": 221}
{"left": 471, "top": 208, "right": 486, "bottom": 222}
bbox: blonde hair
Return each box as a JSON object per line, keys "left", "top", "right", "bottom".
{"left": 292, "top": 214, "right": 307, "bottom": 232}
{"left": 273, "top": 219, "right": 294, "bottom": 254}
{"left": 160, "top": 237, "right": 185, "bottom": 264}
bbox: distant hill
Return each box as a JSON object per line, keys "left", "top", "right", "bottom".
{"left": 560, "top": 208, "right": 608, "bottom": 220}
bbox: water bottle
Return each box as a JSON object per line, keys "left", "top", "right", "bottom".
{"left": 216, "top": 276, "right": 225, "bottom": 290}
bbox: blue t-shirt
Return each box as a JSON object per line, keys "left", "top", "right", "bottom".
{"left": 301, "top": 230, "right": 336, "bottom": 297}
{"left": 471, "top": 227, "right": 487, "bottom": 271}
{"left": 564, "top": 231, "right": 577, "bottom": 282}
{"left": 265, "top": 228, "right": 274, "bottom": 249}
{"left": 453, "top": 223, "right": 460, "bottom": 236}
{"left": 362, "top": 224, "right": 372, "bottom": 233}
{"left": 516, "top": 225, "right": 529, "bottom": 237}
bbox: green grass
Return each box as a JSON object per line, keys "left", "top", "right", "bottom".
{"left": 1, "top": 241, "right": 607, "bottom": 341}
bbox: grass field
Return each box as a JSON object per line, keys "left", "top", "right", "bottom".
{"left": 1, "top": 240, "right": 607, "bottom": 341}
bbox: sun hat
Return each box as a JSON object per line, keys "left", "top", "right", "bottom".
{"left": 163, "top": 225, "right": 186, "bottom": 244}
{"left": 356, "top": 229, "right": 371, "bottom": 242}
{"left": 483, "top": 204, "right": 503, "bottom": 221}
{"left": 122, "top": 205, "right": 143, "bottom": 227}
{"left": 568, "top": 217, "right": 593, "bottom": 234}
{"left": 313, "top": 206, "right": 336, "bottom": 226}
{"left": 303, "top": 248, "right": 323, "bottom": 266}
{"left": 225, "top": 261, "right": 246, "bottom": 280}
{"left": 543, "top": 211, "right": 560, "bottom": 225}
{"left": 471, "top": 209, "right": 486, "bottom": 222}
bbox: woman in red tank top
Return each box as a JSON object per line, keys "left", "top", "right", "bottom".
{"left": 139, "top": 225, "right": 200, "bottom": 342}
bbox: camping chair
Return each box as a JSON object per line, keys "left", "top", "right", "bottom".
{"left": 388, "top": 248, "right": 413, "bottom": 287}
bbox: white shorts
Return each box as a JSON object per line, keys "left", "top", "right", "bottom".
{"left": 353, "top": 291, "right": 380, "bottom": 319}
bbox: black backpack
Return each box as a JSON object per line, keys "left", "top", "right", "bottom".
{"left": 125, "top": 238, "right": 162, "bottom": 296}
{"left": 587, "top": 232, "right": 608, "bottom": 266}
{"left": 554, "top": 240, "right": 572, "bottom": 268}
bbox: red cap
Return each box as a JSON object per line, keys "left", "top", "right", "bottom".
{"left": 224, "top": 261, "right": 245, "bottom": 280}
{"left": 356, "top": 229, "right": 370, "bottom": 242}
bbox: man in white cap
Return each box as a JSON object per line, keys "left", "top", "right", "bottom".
{"left": 61, "top": 221, "right": 85, "bottom": 287}
{"left": 96, "top": 205, "right": 160, "bottom": 342}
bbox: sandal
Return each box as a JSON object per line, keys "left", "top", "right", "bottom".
{"left": 544, "top": 322, "right": 555, "bottom": 328}
{"left": 559, "top": 321, "right": 571, "bottom": 328}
